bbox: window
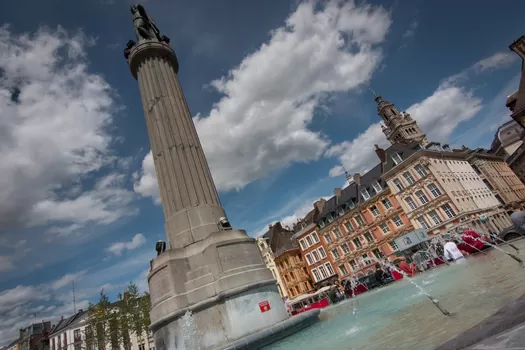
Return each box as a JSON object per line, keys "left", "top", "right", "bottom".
{"left": 362, "top": 254, "right": 370, "bottom": 264}
{"left": 318, "top": 265, "right": 328, "bottom": 279}
{"left": 393, "top": 179, "right": 404, "bottom": 191}
{"left": 414, "top": 164, "right": 427, "bottom": 177}
{"left": 318, "top": 247, "right": 327, "bottom": 258}
{"left": 348, "top": 200, "right": 356, "bottom": 209}
{"left": 428, "top": 183, "right": 442, "bottom": 197}
{"left": 341, "top": 243, "right": 350, "bottom": 254}
{"left": 331, "top": 249, "right": 340, "bottom": 259}
{"left": 290, "top": 271, "right": 295, "bottom": 279}
{"left": 441, "top": 203, "right": 456, "bottom": 218}
{"left": 370, "top": 205, "right": 380, "bottom": 216}
{"left": 355, "top": 215, "right": 365, "bottom": 226}
{"left": 311, "top": 232, "right": 320, "bottom": 243}
{"left": 392, "top": 215, "right": 403, "bottom": 227}
{"left": 319, "top": 220, "right": 326, "bottom": 228}
{"left": 324, "top": 234, "right": 332, "bottom": 244}
{"left": 405, "top": 196, "right": 417, "bottom": 210}
{"left": 403, "top": 171, "right": 415, "bottom": 185}
{"left": 416, "top": 190, "right": 429, "bottom": 204}
{"left": 392, "top": 152, "right": 403, "bottom": 165}
{"left": 429, "top": 210, "right": 442, "bottom": 225}
{"left": 338, "top": 207, "right": 345, "bottom": 216}
{"left": 312, "top": 268, "right": 321, "bottom": 282}
{"left": 74, "top": 329, "right": 81, "bottom": 342}
{"left": 364, "top": 232, "right": 374, "bottom": 242}
{"left": 339, "top": 264, "right": 348, "bottom": 275}
{"left": 372, "top": 249, "right": 384, "bottom": 259}
{"left": 305, "top": 236, "right": 313, "bottom": 247}
{"left": 353, "top": 238, "right": 362, "bottom": 248}
{"left": 380, "top": 223, "right": 390, "bottom": 233}
{"left": 389, "top": 241, "right": 399, "bottom": 250}
{"left": 350, "top": 259, "right": 358, "bottom": 271}
{"left": 360, "top": 188, "right": 371, "bottom": 200}
{"left": 325, "top": 262, "right": 335, "bottom": 275}
{"left": 299, "top": 240, "right": 306, "bottom": 250}
{"left": 382, "top": 198, "right": 392, "bottom": 209}
{"left": 372, "top": 181, "right": 382, "bottom": 193}
{"left": 334, "top": 228, "right": 343, "bottom": 238}
{"left": 311, "top": 250, "right": 320, "bottom": 261}
{"left": 417, "top": 216, "right": 430, "bottom": 229}
{"left": 344, "top": 222, "right": 353, "bottom": 232}
{"left": 327, "top": 214, "right": 334, "bottom": 223}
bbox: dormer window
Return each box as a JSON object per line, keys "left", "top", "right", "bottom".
{"left": 372, "top": 181, "right": 382, "bottom": 193}
{"left": 392, "top": 152, "right": 403, "bottom": 165}
{"left": 360, "top": 188, "right": 370, "bottom": 200}
{"left": 301, "top": 222, "right": 307, "bottom": 229}
{"left": 327, "top": 214, "right": 334, "bottom": 223}
{"left": 319, "top": 220, "right": 326, "bottom": 228}
{"left": 338, "top": 207, "right": 345, "bottom": 216}
{"left": 348, "top": 200, "right": 355, "bottom": 209}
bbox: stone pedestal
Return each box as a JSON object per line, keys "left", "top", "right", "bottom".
{"left": 128, "top": 40, "right": 316, "bottom": 350}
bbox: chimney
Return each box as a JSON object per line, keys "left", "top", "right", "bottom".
{"left": 314, "top": 198, "right": 326, "bottom": 212}
{"left": 334, "top": 188, "right": 342, "bottom": 198}
{"left": 353, "top": 173, "right": 361, "bottom": 186}
{"left": 374, "top": 144, "right": 387, "bottom": 163}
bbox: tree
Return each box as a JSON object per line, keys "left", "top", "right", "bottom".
{"left": 87, "top": 290, "right": 112, "bottom": 350}
{"left": 117, "top": 282, "right": 152, "bottom": 348}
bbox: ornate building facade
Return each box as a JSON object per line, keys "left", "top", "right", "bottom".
{"left": 464, "top": 148, "right": 525, "bottom": 211}
{"left": 293, "top": 204, "right": 337, "bottom": 287}
{"left": 313, "top": 164, "right": 414, "bottom": 279}
{"left": 380, "top": 142, "right": 512, "bottom": 235}
{"left": 274, "top": 246, "right": 315, "bottom": 299}
{"left": 256, "top": 236, "right": 287, "bottom": 297}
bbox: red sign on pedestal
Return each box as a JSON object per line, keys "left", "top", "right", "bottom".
{"left": 259, "top": 300, "right": 271, "bottom": 313}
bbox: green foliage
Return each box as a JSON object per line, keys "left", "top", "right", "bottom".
{"left": 86, "top": 283, "right": 151, "bottom": 349}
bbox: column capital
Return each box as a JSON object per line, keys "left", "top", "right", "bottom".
{"left": 128, "top": 40, "right": 179, "bottom": 79}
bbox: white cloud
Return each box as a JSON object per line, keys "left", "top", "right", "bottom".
{"left": 0, "top": 25, "right": 135, "bottom": 232}
{"left": 326, "top": 51, "right": 519, "bottom": 176}
{"left": 50, "top": 270, "right": 87, "bottom": 290}
{"left": 133, "top": 151, "right": 161, "bottom": 204}
{"left": 402, "top": 19, "right": 418, "bottom": 38}
{"left": 106, "top": 233, "right": 147, "bottom": 256}
{"left": 442, "top": 52, "right": 517, "bottom": 87}
{"left": 134, "top": 0, "right": 392, "bottom": 200}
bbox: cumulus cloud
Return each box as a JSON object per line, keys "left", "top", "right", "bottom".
{"left": 133, "top": 151, "right": 161, "bottom": 204}
{"left": 106, "top": 233, "right": 147, "bottom": 256}
{"left": 326, "top": 51, "right": 517, "bottom": 176}
{"left": 134, "top": 0, "right": 392, "bottom": 202}
{"left": 402, "top": 19, "right": 418, "bottom": 38}
{"left": 0, "top": 25, "right": 135, "bottom": 233}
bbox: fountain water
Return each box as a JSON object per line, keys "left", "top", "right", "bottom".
{"left": 492, "top": 234, "right": 520, "bottom": 252}
{"left": 180, "top": 311, "right": 202, "bottom": 350}
{"left": 262, "top": 239, "right": 525, "bottom": 350}
{"left": 468, "top": 235, "right": 523, "bottom": 265}
{"left": 358, "top": 257, "right": 451, "bottom": 316}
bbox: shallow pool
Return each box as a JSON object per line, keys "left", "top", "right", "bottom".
{"left": 263, "top": 240, "right": 525, "bottom": 350}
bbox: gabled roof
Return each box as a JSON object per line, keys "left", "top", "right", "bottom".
{"left": 261, "top": 222, "right": 297, "bottom": 256}
{"left": 49, "top": 310, "right": 87, "bottom": 336}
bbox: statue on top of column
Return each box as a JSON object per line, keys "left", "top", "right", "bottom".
{"left": 125, "top": 4, "right": 170, "bottom": 59}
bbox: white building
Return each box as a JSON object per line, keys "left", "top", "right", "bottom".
{"left": 256, "top": 236, "right": 287, "bottom": 297}
{"left": 48, "top": 309, "right": 154, "bottom": 350}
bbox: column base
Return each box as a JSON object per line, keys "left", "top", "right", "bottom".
{"left": 152, "top": 285, "right": 319, "bottom": 350}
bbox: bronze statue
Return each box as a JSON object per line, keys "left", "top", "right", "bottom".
{"left": 125, "top": 4, "right": 170, "bottom": 59}
{"left": 131, "top": 4, "right": 161, "bottom": 41}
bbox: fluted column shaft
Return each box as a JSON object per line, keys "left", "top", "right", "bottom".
{"left": 129, "top": 41, "right": 225, "bottom": 248}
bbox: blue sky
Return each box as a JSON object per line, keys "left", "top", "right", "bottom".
{"left": 0, "top": 0, "right": 523, "bottom": 343}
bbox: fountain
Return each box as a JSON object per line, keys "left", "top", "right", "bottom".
{"left": 260, "top": 238, "right": 525, "bottom": 349}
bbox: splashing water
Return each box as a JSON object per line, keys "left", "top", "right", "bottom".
{"left": 180, "top": 310, "right": 202, "bottom": 350}
{"left": 358, "top": 256, "right": 451, "bottom": 316}
{"left": 466, "top": 235, "right": 523, "bottom": 266}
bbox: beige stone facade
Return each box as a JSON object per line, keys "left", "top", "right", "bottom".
{"left": 256, "top": 237, "right": 288, "bottom": 297}
{"left": 467, "top": 152, "right": 525, "bottom": 207}
{"left": 383, "top": 146, "right": 512, "bottom": 235}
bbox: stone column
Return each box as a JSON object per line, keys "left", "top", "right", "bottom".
{"left": 129, "top": 41, "right": 226, "bottom": 250}
{"left": 127, "top": 39, "right": 313, "bottom": 350}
